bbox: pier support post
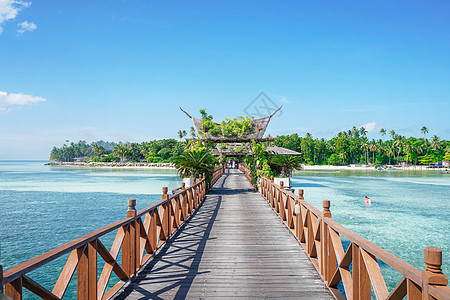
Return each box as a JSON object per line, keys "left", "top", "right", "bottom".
{"left": 123, "top": 198, "right": 137, "bottom": 278}
{"left": 422, "top": 247, "right": 448, "bottom": 299}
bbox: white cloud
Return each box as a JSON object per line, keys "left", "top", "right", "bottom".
{"left": 0, "top": 0, "right": 31, "bottom": 34}
{"left": 17, "top": 20, "right": 35, "bottom": 33}
{"left": 0, "top": 90, "right": 46, "bottom": 111}
{"left": 359, "top": 121, "right": 377, "bottom": 133}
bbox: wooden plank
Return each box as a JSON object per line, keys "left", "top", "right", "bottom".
{"left": 52, "top": 245, "right": 85, "bottom": 299}
{"left": 359, "top": 246, "right": 372, "bottom": 300}
{"left": 115, "top": 169, "right": 334, "bottom": 300}
{"left": 388, "top": 277, "right": 407, "bottom": 300}
{"left": 325, "top": 218, "right": 423, "bottom": 285}
{"left": 22, "top": 275, "right": 59, "bottom": 300}
{"left": 353, "top": 243, "right": 361, "bottom": 300}
{"left": 407, "top": 279, "right": 422, "bottom": 300}
{"left": 5, "top": 277, "right": 22, "bottom": 300}
{"left": 3, "top": 217, "right": 132, "bottom": 284}
{"left": 97, "top": 227, "right": 127, "bottom": 299}
{"left": 361, "top": 248, "right": 389, "bottom": 299}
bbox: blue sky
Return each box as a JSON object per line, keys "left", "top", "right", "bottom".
{"left": 0, "top": 0, "right": 449, "bottom": 159}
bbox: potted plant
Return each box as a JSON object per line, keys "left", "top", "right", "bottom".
{"left": 172, "top": 145, "right": 216, "bottom": 188}
{"left": 270, "top": 155, "right": 302, "bottom": 192}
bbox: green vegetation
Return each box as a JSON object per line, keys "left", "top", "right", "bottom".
{"left": 198, "top": 109, "right": 254, "bottom": 138}
{"left": 50, "top": 114, "right": 448, "bottom": 170}
{"left": 272, "top": 127, "right": 449, "bottom": 166}
{"left": 49, "top": 139, "right": 185, "bottom": 163}
{"left": 172, "top": 143, "right": 216, "bottom": 178}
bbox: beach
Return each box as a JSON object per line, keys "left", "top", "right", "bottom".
{"left": 45, "top": 161, "right": 176, "bottom": 169}
{"left": 301, "top": 164, "right": 445, "bottom": 171}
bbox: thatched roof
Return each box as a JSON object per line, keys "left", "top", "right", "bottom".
{"left": 210, "top": 143, "right": 301, "bottom": 157}
{"left": 266, "top": 146, "right": 302, "bottom": 156}
{"left": 180, "top": 107, "right": 281, "bottom": 142}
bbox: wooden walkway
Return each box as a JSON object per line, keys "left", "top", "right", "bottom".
{"left": 115, "top": 169, "right": 334, "bottom": 299}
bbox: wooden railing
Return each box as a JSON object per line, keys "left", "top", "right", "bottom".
{"left": 0, "top": 169, "right": 224, "bottom": 300}
{"left": 211, "top": 165, "right": 225, "bottom": 186}
{"left": 259, "top": 176, "right": 450, "bottom": 300}
{"left": 238, "top": 163, "right": 253, "bottom": 186}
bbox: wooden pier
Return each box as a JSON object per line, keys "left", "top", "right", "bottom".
{"left": 115, "top": 169, "right": 333, "bottom": 299}
{"left": 1, "top": 166, "right": 449, "bottom": 299}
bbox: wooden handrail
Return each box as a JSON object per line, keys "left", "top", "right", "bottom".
{"left": 257, "top": 176, "right": 449, "bottom": 300}
{"left": 1, "top": 167, "right": 226, "bottom": 300}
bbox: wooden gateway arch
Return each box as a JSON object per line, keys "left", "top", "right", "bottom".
{"left": 179, "top": 106, "right": 282, "bottom": 143}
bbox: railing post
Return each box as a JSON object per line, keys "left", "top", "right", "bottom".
{"left": 77, "top": 240, "right": 97, "bottom": 300}
{"left": 123, "top": 198, "right": 137, "bottom": 278}
{"left": 192, "top": 178, "right": 197, "bottom": 208}
{"left": 202, "top": 173, "right": 206, "bottom": 200}
{"left": 0, "top": 265, "right": 3, "bottom": 295}
{"left": 321, "top": 200, "right": 333, "bottom": 283}
{"left": 5, "top": 278, "right": 21, "bottom": 300}
{"left": 270, "top": 176, "right": 274, "bottom": 207}
{"left": 162, "top": 187, "right": 171, "bottom": 240}
{"left": 0, "top": 265, "right": 11, "bottom": 300}
{"left": 422, "top": 247, "right": 448, "bottom": 299}
{"left": 294, "top": 190, "right": 303, "bottom": 240}
{"left": 181, "top": 182, "right": 187, "bottom": 221}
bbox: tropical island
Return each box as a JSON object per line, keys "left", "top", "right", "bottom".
{"left": 47, "top": 110, "right": 450, "bottom": 175}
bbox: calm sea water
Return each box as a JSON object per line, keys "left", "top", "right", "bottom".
{"left": 291, "top": 169, "right": 449, "bottom": 292}
{"left": 0, "top": 161, "right": 448, "bottom": 298}
{"left": 0, "top": 160, "right": 181, "bottom": 299}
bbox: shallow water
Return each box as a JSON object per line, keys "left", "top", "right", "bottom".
{"left": 291, "top": 169, "right": 449, "bottom": 292}
{"left": 0, "top": 161, "right": 181, "bottom": 299}
{"left": 0, "top": 162, "right": 448, "bottom": 298}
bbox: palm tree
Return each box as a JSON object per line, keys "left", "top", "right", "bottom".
{"left": 173, "top": 148, "right": 215, "bottom": 178}
{"left": 404, "top": 141, "right": 413, "bottom": 164}
{"left": 177, "top": 130, "right": 187, "bottom": 140}
{"left": 270, "top": 155, "right": 302, "bottom": 177}
{"left": 359, "top": 127, "right": 368, "bottom": 137}
{"left": 389, "top": 130, "right": 396, "bottom": 140}
{"left": 386, "top": 146, "right": 394, "bottom": 165}
{"left": 92, "top": 144, "right": 106, "bottom": 158}
{"left": 380, "top": 128, "right": 386, "bottom": 141}
{"left": 339, "top": 152, "right": 347, "bottom": 165}
{"left": 369, "top": 141, "right": 377, "bottom": 164}
{"left": 431, "top": 135, "right": 441, "bottom": 152}
{"left": 113, "top": 145, "right": 128, "bottom": 162}
{"left": 360, "top": 141, "right": 369, "bottom": 164}
{"left": 189, "top": 126, "right": 196, "bottom": 139}
{"left": 421, "top": 126, "right": 429, "bottom": 139}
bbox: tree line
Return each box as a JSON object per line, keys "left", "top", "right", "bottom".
{"left": 49, "top": 139, "right": 186, "bottom": 163}
{"left": 49, "top": 126, "right": 450, "bottom": 166}
{"left": 272, "top": 126, "right": 449, "bottom": 165}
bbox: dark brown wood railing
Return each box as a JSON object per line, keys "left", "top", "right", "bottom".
{"left": 259, "top": 176, "right": 449, "bottom": 300}
{"left": 238, "top": 163, "right": 253, "bottom": 186}
{"left": 0, "top": 169, "right": 224, "bottom": 300}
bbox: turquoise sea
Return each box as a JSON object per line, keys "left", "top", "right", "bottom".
{"left": 0, "top": 161, "right": 448, "bottom": 298}
{"left": 291, "top": 169, "right": 449, "bottom": 292}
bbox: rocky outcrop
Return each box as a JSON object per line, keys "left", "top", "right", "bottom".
{"left": 45, "top": 162, "right": 175, "bottom": 168}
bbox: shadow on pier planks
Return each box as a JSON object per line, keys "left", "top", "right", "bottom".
{"left": 115, "top": 169, "right": 333, "bottom": 299}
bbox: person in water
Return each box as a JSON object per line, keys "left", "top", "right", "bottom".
{"left": 365, "top": 196, "right": 371, "bottom": 205}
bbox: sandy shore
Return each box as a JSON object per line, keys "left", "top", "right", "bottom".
{"left": 45, "top": 161, "right": 176, "bottom": 169}
{"left": 45, "top": 162, "right": 447, "bottom": 172}
{"left": 301, "top": 165, "right": 446, "bottom": 171}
